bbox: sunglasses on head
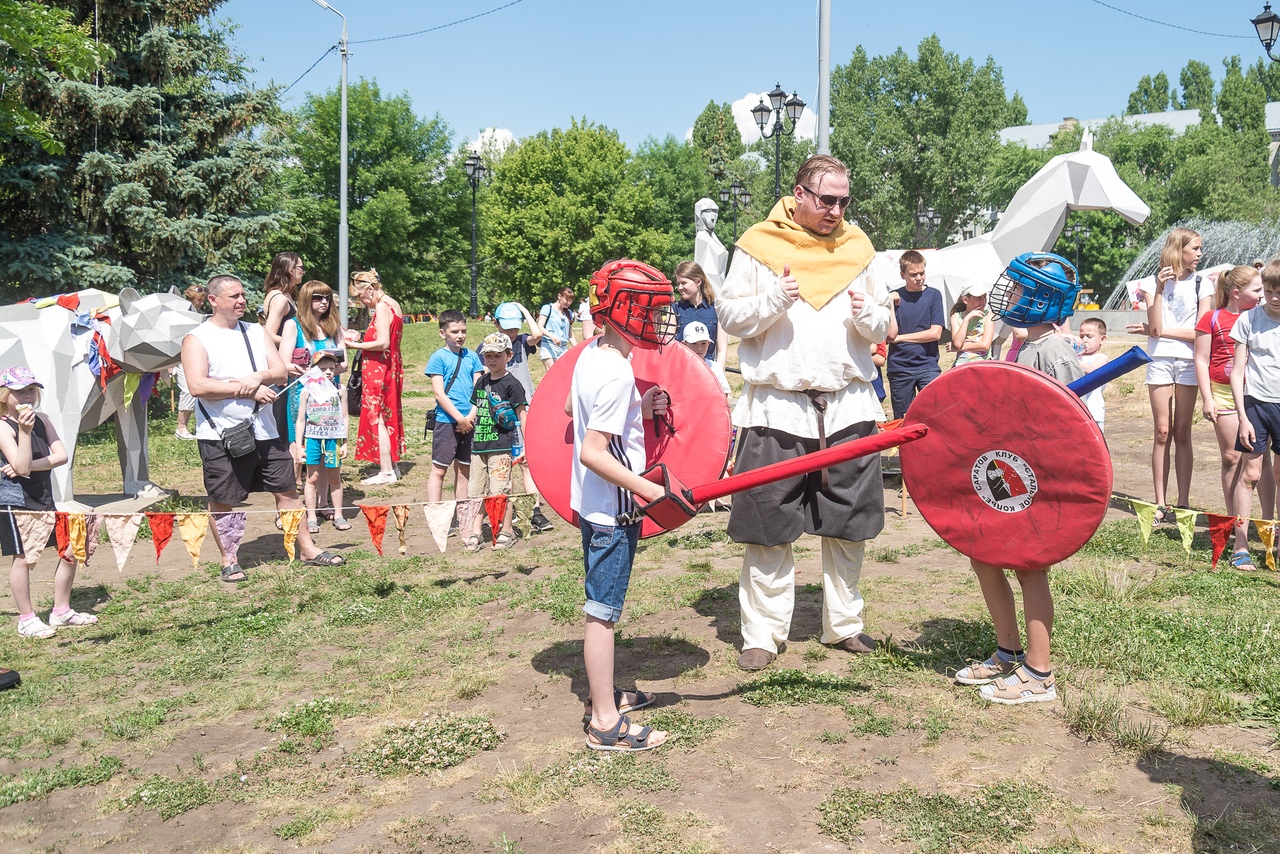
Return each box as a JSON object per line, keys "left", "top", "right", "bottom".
{"left": 800, "top": 185, "right": 852, "bottom": 209}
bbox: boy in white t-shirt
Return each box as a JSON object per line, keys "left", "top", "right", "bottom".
{"left": 571, "top": 260, "right": 674, "bottom": 752}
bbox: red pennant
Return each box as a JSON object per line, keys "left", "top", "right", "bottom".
{"left": 360, "top": 505, "right": 389, "bottom": 556}
{"left": 146, "top": 513, "right": 175, "bottom": 563}
{"left": 54, "top": 512, "right": 70, "bottom": 559}
{"left": 55, "top": 293, "right": 80, "bottom": 312}
{"left": 1206, "top": 513, "right": 1237, "bottom": 569}
{"left": 484, "top": 496, "right": 509, "bottom": 545}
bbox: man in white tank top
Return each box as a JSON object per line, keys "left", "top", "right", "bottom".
{"left": 181, "top": 275, "right": 346, "bottom": 582}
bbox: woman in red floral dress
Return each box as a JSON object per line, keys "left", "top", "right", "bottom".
{"left": 345, "top": 270, "right": 405, "bottom": 485}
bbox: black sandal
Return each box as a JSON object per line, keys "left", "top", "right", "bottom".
{"left": 220, "top": 564, "right": 247, "bottom": 583}
{"left": 585, "top": 714, "right": 662, "bottom": 752}
{"left": 302, "top": 550, "right": 345, "bottom": 567}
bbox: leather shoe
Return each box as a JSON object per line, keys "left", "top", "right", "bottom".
{"left": 737, "top": 648, "right": 776, "bottom": 671}
{"left": 826, "top": 633, "right": 877, "bottom": 654}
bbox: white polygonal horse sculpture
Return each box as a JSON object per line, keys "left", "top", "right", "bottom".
{"left": 0, "top": 287, "right": 202, "bottom": 504}
{"left": 869, "top": 130, "right": 1151, "bottom": 307}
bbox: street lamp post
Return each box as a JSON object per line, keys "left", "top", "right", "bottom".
{"left": 717, "top": 179, "right": 752, "bottom": 246}
{"left": 914, "top": 203, "right": 941, "bottom": 247}
{"left": 752, "top": 84, "right": 805, "bottom": 202}
{"left": 464, "top": 152, "right": 487, "bottom": 319}
{"left": 1253, "top": 3, "right": 1280, "bottom": 61}
{"left": 312, "top": 0, "right": 349, "bottom": 323}
{"left": 1066, "top": 223, "right": 1091, "bottom": 271}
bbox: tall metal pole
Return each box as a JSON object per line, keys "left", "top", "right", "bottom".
{"left": 774, "top": 130, "right": 783, "bottom": 203}
{"left": 312, "top": 1, "right": 350, "bottom": 323}
{"left": 338, "top": 24, "right": 349, "bottom": 324}
{"left": 469, "top": 180, "right": 479, "bottom": 318}
{"left": 817, "top": 0, "right": 831, "bottom": 154}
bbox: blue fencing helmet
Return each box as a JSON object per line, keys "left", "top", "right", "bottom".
{"left": 989, "top": 252, "right": 1081, "bottom": 328}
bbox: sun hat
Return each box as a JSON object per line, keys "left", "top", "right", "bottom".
{"left": 479, "top": 332, "right": 513, "bottom": 355}
{"left": 0, "top": 367, "right": 43, "bottom": 390}
{"left": 682, "top": 321, "right": 712, "bottom": 344}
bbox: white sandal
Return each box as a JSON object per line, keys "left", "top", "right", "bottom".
{"left": 48, "top": 608, "right": 98, "bottom": 628}
{"left": 18, "top": 616, "right": 56, "bottom": 639}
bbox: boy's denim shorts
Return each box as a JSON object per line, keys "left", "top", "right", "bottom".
{"left": 580, "top": 518, "right": 641, "bottom": 623}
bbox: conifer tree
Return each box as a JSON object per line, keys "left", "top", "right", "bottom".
{"left": 0, "top": 0, "right": 286, "bottom": 297}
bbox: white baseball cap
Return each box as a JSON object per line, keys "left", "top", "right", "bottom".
{"left": 682, "top": 321, "right": 711, "bottom": 344}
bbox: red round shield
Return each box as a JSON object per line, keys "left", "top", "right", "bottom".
{"left": 899, "top": 362, "right": 1111, "bottom": 571}
{"left": 526, "top": 339, "right": 734, "bottom": 538}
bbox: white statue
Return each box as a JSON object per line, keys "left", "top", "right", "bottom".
{"left": 0, "top": 287, "right": 203, "bottom": 503}
{"left": 694, "top": 198, "right": 728, "bottom": 289}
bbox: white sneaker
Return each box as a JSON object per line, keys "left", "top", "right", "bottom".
{"left": 174, "top": 428, "right": 196, "bottom": 441}
{"left": 361, "top": 471, "right": 397, "bottom": 486}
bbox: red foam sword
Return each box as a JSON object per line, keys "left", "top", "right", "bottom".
{"left": 618, "top": 423, "right": 929, "bottom": 530}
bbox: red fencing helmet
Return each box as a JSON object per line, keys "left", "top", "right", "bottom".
{"left": 588, "top": 260, "right": 676, "bottom": 350}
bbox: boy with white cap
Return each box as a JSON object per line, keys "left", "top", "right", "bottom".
{"left": 680, "top": 321, "right": 731, "bottom": 399}
{"left": 493, "top": 302, "right": 554, "bottom": 533}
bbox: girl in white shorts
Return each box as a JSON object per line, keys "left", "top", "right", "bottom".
{"left": 1128, "top": 227, "right": 1212, "bottom": 523}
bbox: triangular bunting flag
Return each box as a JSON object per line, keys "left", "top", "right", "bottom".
{"left": 456, "top": 499, "right": 480, "bottom": 546}
{"left": 146, "top": 513, "right": 175, "bottom": 563}
{"left": 423, "top": 502, "right": 454, "bottom": 554}
{"left": 212, "top": 512, "right": 247, "bottom": 566}
{"left": 14, "top": 511, "right": 55, "bottom": 566}
{"left": 54, "top": 511, "right": 70, "bottom": 560}
{"left": 83, "top": 514, "right": 101, "bottom": 566}
{"left": 1132, "top": 500, "right": 1156, "bottom": 546}
{"left": 360, "top": 505, "right": 389, "bottom": 556}
{"left": 1173, "top": 507, "right": 1198, "bottom": 557}
{"left": 175, "top": 513, "right": 208, "bottom": 567}
{"left": 62, "top": 513, "right": 87, "bottom": 564}
{"left": 484, "top": 495, "right": 509, "bottom": 545}
{"left": 1259, "top": 521, "right": 1279, "bottom": 571}
{"left": 280, "top": 508, "right": 304, "bottom": 561}
{"left": 1205, "top": 513, "right": 1237, "bottom": 570}
{"left": 103, "top": 514, "right": 142, "bottom": 573}
{"left": 511, "top": 493, "right": 537, "bottom": 529}
{"left": 392, "top": 505, "right": 411, "bottom": 556}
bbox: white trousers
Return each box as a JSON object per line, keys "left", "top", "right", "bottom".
{"left": 738, "top": 538, "right": 866, "bottom": 653}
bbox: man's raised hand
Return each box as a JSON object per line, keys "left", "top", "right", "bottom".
{"left": 780, "top": 264, "right": 800, "bottom": 299}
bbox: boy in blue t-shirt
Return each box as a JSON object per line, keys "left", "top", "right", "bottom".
{"left": 885, "top": 250, "right": 945, "bottom": 418}
{"left": 425, "top": 310, "right": 484, "bottom": 502}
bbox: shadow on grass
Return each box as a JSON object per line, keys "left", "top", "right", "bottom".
{"left": 530, "top": 636, "right": 710, "bottom": 707}
{"left": 1137, "top": 750, "right": 1280, "bottom": 850}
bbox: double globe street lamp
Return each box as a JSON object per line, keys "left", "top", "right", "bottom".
{"left": 464, "top": 152, "right": 487, "bottom": 319}
{"left": 718, "top": 179, "right": 752, "bottom": 246}
{"left": 751, "top": 84, "right": 805, "bottom": 203}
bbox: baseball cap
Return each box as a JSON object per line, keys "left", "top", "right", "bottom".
{"left": 479, "top": 332, "right": 513, "bottom": 355}
{"left": 310, "top": 348, "right": 343, "bottom": 366}
{"left": 0, "top": 366, "right": 43, "bottom": 390}
{"left": 957, "top": 282, "right": 992, "bottom": 299}
{"left": 682, "top": 321, "right": 711, "bottom": 344}
{"left": 494, "top": 303, "right": 523, "bottom": 328}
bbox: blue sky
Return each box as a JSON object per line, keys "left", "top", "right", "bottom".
{"left": 219, "top": 0, "right": 1271, "bottom": 149}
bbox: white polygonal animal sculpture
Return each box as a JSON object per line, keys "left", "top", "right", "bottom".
{"left": 0, "top": 287, "right": 203, "bottom": 504}
{"left": 870, "top": 137, "right": 1151, "bottom": 309}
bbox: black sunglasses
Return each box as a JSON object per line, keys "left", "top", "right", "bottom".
{"left": 800, "top": 185, "right": 852, "bottom": 209}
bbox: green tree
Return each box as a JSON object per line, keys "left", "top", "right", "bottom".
{"left": 273, "top": 79, "right": 468, "bottom": 311}
{"left": 829, "top": 35, "right": 1024, "bottom": 249}
{"left": 479, "top": 119, "right": 673, "bottom": 308}
{"left": 1125, "top": 72, "right": 1172, "bottom": 115}
{"left": 690, "top": 100, "right": 743, "bottom": 182}
{"left": 627, "top": 134, "right": 717, "bottom": 273}
{"left": 0, "top": 0, "right": 284, "bottom": 296}
{"left": 0, "top": 0, "right": 111, "bottom": 153}
{"left": 1177, "top": 59, "right": 1215, "bottom": 120}
{"left": 1246, "top": 57, "right": 1280, "bottom": 102}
